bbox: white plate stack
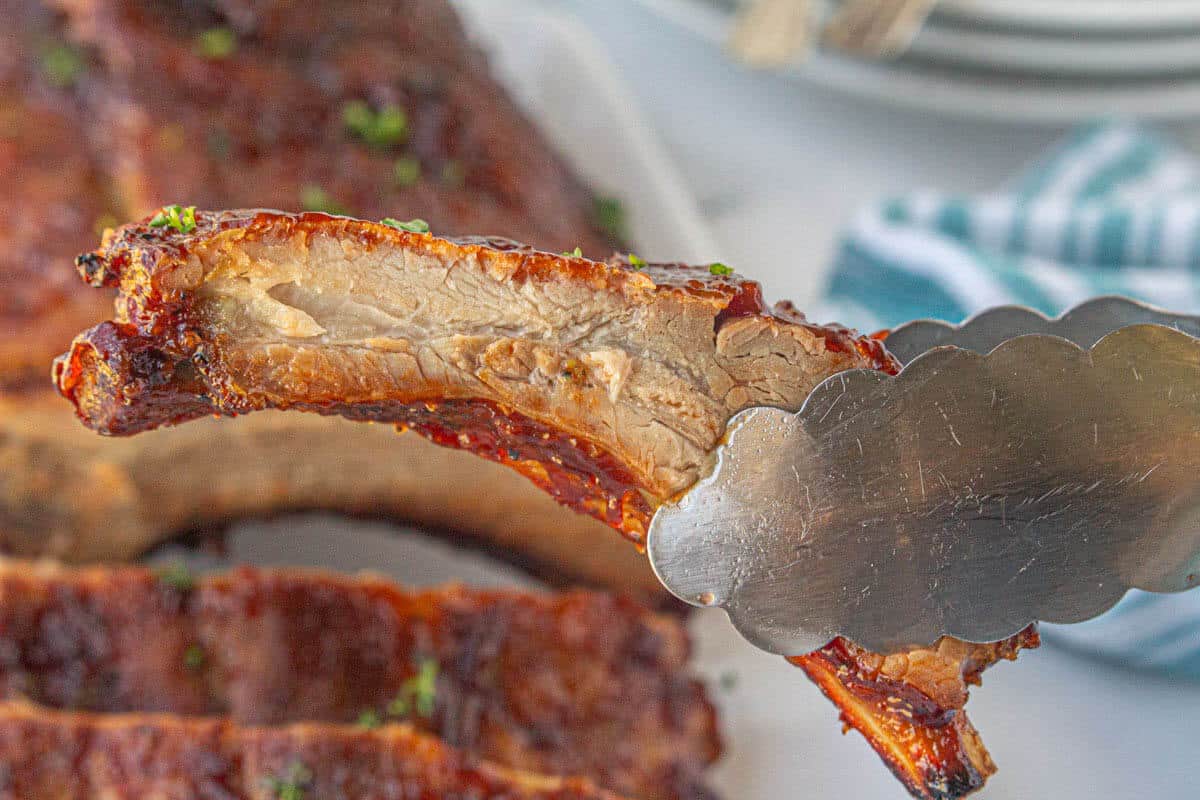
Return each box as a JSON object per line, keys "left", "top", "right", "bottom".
{"left": 634, "top": 0, "right": 1200, "bottom": 122}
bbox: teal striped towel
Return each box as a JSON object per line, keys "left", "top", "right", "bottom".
{"left": 821, "top": 121, "right": 1200, "bottom": 680}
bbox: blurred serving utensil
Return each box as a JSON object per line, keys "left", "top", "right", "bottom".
{"left": 728, "top": 0, "right": 816, "bottom": 67}
{"left": 730, "top": 0, "right": 938, "bottom": 65}
{"left": 823, "top": 0, "right": 939, "bottom": 58}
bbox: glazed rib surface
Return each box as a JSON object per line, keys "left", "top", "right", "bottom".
{"left": 0, "top": 701, "right": 628, "bottom": 800}
{"left": 0, "top": 561, "right": 720, "bottom": 800}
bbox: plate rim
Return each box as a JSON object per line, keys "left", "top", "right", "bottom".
{"left": 631, "top": 0, "right": 1200, "bottom": 122}
{"left": 938, "top": 0, "right": 1200, "bottom": 32}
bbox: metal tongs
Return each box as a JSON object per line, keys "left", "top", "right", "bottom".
{"left": 647, "top": 297, "right": 1200, "bottom": 655}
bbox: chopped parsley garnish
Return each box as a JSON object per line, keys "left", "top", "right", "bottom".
{"left": 708, "top": 262, "right": 733, "bottom": 276}
{"left": 153, "top": 561, "right": 195, "bottom": 592}
{"left": 183, "top": 644, "right": 205, "bottom": 671}
{"left": 148, "top": 204, "right": 197, "bottom": 234}
{"left": 393, "top": 157, "right": 421, "bottom": 187}
{"left": 386, "top": 659, "right": 439, "bottom": 719}
{"left": 628, "top": 253, "right": 647, "bottom": 269}
{"left": 440, "top": 160, "right": 466, "bottom": 188}
{"left": 380, "top": 217, "right": 430, "bottom": 233}
{"left": 718, "top": 670, "right": 739, "bottom": 692}
{"left": 593, "top": 196, "right": 628, "bottom": 242}
{"left": 300, "top": 185, "right": 349, "bottom": 216}
{"left": 195, "top": 27, "right": 237, "bottom": 60}
{"left": 342, "top": 100, "right": 408, "bottom": 148}
{"left": 357, "top": 709, "right": 382, "bottom": 729}
{"left": 563, "top": 246, "right": 583, "bottom": 258}
{"left": 506, "top": 448, "right": 520, "bottom": 461}
{"left": 41, "top": 44, "right": 85, "bottom": 88}
{"left": 264, "top": 762, "right": 312, "bottom": 800}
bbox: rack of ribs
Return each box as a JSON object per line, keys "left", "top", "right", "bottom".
{"left": 0, "top": 560, "right": 720, "bottom": 800}
{"left": 0, "top": 701, "right": 633, "bottom": 800}
{"left": 2, "top": 0, "right": 660, "bottom": 594}
{"left": 56, "top": 210, "right": 1037, "bottom": 799}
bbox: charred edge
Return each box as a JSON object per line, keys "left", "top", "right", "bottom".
{"left": 790, "top": 641, "right": 990, "bottom": 800}
{"left": 313, "top": 399, "right": 657, "bottom": 544}
{"left": 53, "top": 321, "right": 214, "bottom": 435}
{"left": 74, "top": 252, "right": 108, "bottom": 288}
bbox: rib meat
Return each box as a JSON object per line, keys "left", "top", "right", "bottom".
{"left": 0, "top": 701, "right": 628, "bottom": 800}
{"left": 0, "top": 561, "right": 719, "bottom": 800}
{"left": 56, "top": 210, "right": 1034, "bottom": 799}
{"left": 57, "top": 210, "right": 890, "bottom": 541}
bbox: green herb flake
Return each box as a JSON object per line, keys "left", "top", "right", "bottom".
{"left": 562, "top": 246, "right": 583, "bottom": 258}
{"left": 380, "top": 217, "right": 430, "bottom": 234}
{"left": 593, "top": 196, "right": 628, "bottom": 243}
{"left": 153, "top": 561, "right": 195, "bottom": 592}
{"left": 357, "top": 709, "right": 382, "bottom": 729}
{"left": 300, "top": 185, "right": 349, "bottom": 216}
{"left": 371, "top": 106, "right": 407, "bottom": 147}
{"left": 342, "top": 100, "right": 408, "bottom": 148}
{"left": 148, "top": 204, "right": 197, "bottom": 234}
{"left": 195, "top": 27, "right": 237, "bottom": 60}
{"left": 627, "top": 253, "right": 647, "bottom": 269}
{"left": 718, "top": 670, "right": 739, "bottom": 692}
{"left": 708, "top": 262, "right": 734, "bottom": 276}
{"left": 264, "top": 762, "right": 312, "bottom": 800}
{"left": 183, "top": 644, "right": 205, "bottom": 671}
{"left": 41, "top": 44, "right": 85, "bottom": 88}
{"left": 341, "top": 101, "right": 373, "bottom": 136}
{"left": 387, "top": 659, "right": 439, "bottom": 720}
{"left": 393, "top": 157, "right": 421, "bottom": 187}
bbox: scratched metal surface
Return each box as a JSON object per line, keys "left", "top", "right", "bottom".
{"left": 649, "top": 310, "right": 1200, "bottom": 655}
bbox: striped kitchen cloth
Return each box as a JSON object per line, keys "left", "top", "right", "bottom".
{"left": 820, "top": 121, "right": 1200, "bottom": 680}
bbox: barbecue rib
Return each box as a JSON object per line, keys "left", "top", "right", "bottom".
{"left": 0, "top": 702, "right": 628, "bottom": 800}
{"left": 57, "top": 210, "right": 1035, "bottom": 799}
{"left": 0, "top": 561, "right": 719, "bottom": 800}
{"left": 2, "top": 0, "right": 661, "bottom": 594}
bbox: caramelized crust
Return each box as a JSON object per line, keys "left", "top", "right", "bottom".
{"left": 0, "top": 561, "right": 720, "bottom": 800}
{"left": 0, "top": 701, "right": 627, "bottom": 800}
{"left": 791, "top": 630, "right": 1038, "bottom": 800}
{"left": 54, "top": 210, "right": 1033, "bottom": 799}
{"left": 50, "top": 0, "right": 617, "bottom": 254}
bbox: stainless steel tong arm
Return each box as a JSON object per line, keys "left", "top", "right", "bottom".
{"left": 647, "top": 297, "right": 1200, "bottom": 656}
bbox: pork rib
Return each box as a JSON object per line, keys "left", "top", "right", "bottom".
{"left": 57, "top": 210, "right": 890, "bottom": 542}
{"left": 56, "top": 209, "right": 1034, "bottom": 799}
{"left": 0, "top": 701, "right": 628, "bottom": 800}
{"left": 0, "top": 560, "right": 719, "bottom": 800}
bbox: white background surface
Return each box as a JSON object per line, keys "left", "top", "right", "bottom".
{"left": 191, "top": 4, "right": 1200, "bottom": 799}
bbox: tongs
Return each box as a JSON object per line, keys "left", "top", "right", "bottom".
{"left": 647, "top": 296, "right": 1200, "bottom": 655}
